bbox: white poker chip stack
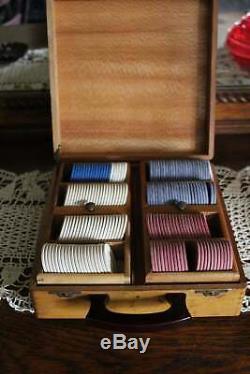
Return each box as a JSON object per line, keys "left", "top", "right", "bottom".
{"left": 41, "top": 243, "right": 116, "bottom": 273}
{"left": 58, "top": 214, "right": 128, "bottom": 242}
{"left": 64, "top": 183, "right": 128, "bottom": 206}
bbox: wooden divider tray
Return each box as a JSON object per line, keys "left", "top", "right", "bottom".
{"left": 34, "top": 161, "right": 132, "bottom": 285}
{"left": 34, "top": 160, "right": 243, "bottom": 285}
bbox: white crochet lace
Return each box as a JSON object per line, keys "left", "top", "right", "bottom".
{"left": 216, "top": 166, "right": 250, "bottom": 312}
{"left": 0, "top": 166, "right": 249, "bottom": 314}
{"left": 0, "top": 169, "right": 51, "bottom": 313}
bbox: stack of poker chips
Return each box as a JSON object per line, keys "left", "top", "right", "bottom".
{"left": 149, "top": 239, "right": 234, "bottom": 272}
{"left": 58, "top": 214, "right": 128, "bottom": 242}
{"left": 145, "top": 161, "right": 232, "bottom": 273}
{"left": 147, "top": 159, "right": 216, "bottom": 205}
{"left": 65, "top": 162, "right": 128, "bottom": 207}
{"left": 146, "top": 213, "right": 211, "bottom": 239}
{"left": 146, "top": 214, "right": 234, "bottom": 272}
{"left": 147, "top": 181, "right": 216, "bottom": 205}
{"left": 64, "top": 183, "right": 128, "bottom": 206}
{"left": 70, "top": 162, "right": 128, "bottom": 182}
{"left": 41, "top": 243, "right": 116, "bottom": 273}
{"left": 149, "top": 160, "right": 211, "bottom": 181}
{"left": 150, "top": 241, "right": 188, "bottom": 272}
{"left": 195, "top": 239, "right": 234, "bottom": 271}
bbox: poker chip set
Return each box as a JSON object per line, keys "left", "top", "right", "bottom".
{"left": 38, "top": 162, "right": 131, "bottom": 284}
{"left": 32, "top": 1, "right": 246, "bottom": 320}
{"left": 37, "top": 159, "right": 240, "bottom": 286}
{"left": 143, "top": 161, "right": 238, "bottom": 283}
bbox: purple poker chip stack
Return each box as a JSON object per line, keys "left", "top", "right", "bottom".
{"left": 150, "top": 240, "right": 189, "bottom": 272}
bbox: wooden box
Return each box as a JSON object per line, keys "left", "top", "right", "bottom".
{"left": 31, "top": 0, "right": 246, "bottom": 324}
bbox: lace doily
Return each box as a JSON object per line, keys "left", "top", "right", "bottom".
{"left": 0, "top": 166, "right": 249, "bottom": 314}
{"left": 0, "top": 169, "right": 52, "bottom": 313}
{"left": 0, "top": 49, "right": 49, "bottom": 91}
{"left": 216, "top": 166, "right": 250, "bottom": 312}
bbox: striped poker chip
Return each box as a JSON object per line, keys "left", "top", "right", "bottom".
{"left": 147, "top": 181, "right": 216, "bottom": 205}
{"left": 70, "top": 162, "right": 128, "bottom": 182}
{"left": 194, "top": 239, "right": 234, "bottom": 271}
{"left": 149, "top": 241, "right": 188, "bottom": 272}
{"left": 148, "top": 160, "right": 211, "bottom": 181}
{"left": 146, "top": 213, "right": 211, "bottom": 239}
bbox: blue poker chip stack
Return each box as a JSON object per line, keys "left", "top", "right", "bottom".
{"left": 149, "top": 160, "right": 211, "bottom": 181}
{"left": 70, "top": 163, "right": 112, "bottom": 182}
{"left": 147, "top": 181, "right": 216, "bottom": 205}
{"left": 147, "top": 159, "right": 216, "bottom": 206}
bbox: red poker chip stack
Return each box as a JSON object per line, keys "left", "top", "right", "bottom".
{"left": 146, "top": 213, "right": 211, "bottom": 239}
{"left": 150, "top": 240, "right": 188, "bottom": 272}
{"left": 195, "top": 239, "right": 234, "bottom": 271}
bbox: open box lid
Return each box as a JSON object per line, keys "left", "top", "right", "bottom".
{"left": 47, "top": 0, "right": 217, "bottom": 160}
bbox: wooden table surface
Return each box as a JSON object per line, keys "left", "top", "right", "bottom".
{"left": 1, "top": 302, "right": 250, "bottom": 374}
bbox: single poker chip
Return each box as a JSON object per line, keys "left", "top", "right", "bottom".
{"left": 195, "top": 242, "right": 204, "bottom": 271}
{"left": 207, "top": 182, "right": 217, "bottom": 204}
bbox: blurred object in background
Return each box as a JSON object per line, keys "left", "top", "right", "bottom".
{"left": 22, "top": 0, "right": 45, "bottom": 24}
{"left": 0, "top": 0, "right": 45, "bottom": 26}
{"left": 227, "top": 13, "right": 250, "bottom": 72}
{"left": 218, "top": 0, "right": 250, "bottom": 48}
{"left": 0, "top": 0, "right": 22, "bottom": 25}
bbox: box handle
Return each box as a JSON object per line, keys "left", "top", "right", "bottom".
{"left": 86, "top": 293, "right": 190, "bottom": 330}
